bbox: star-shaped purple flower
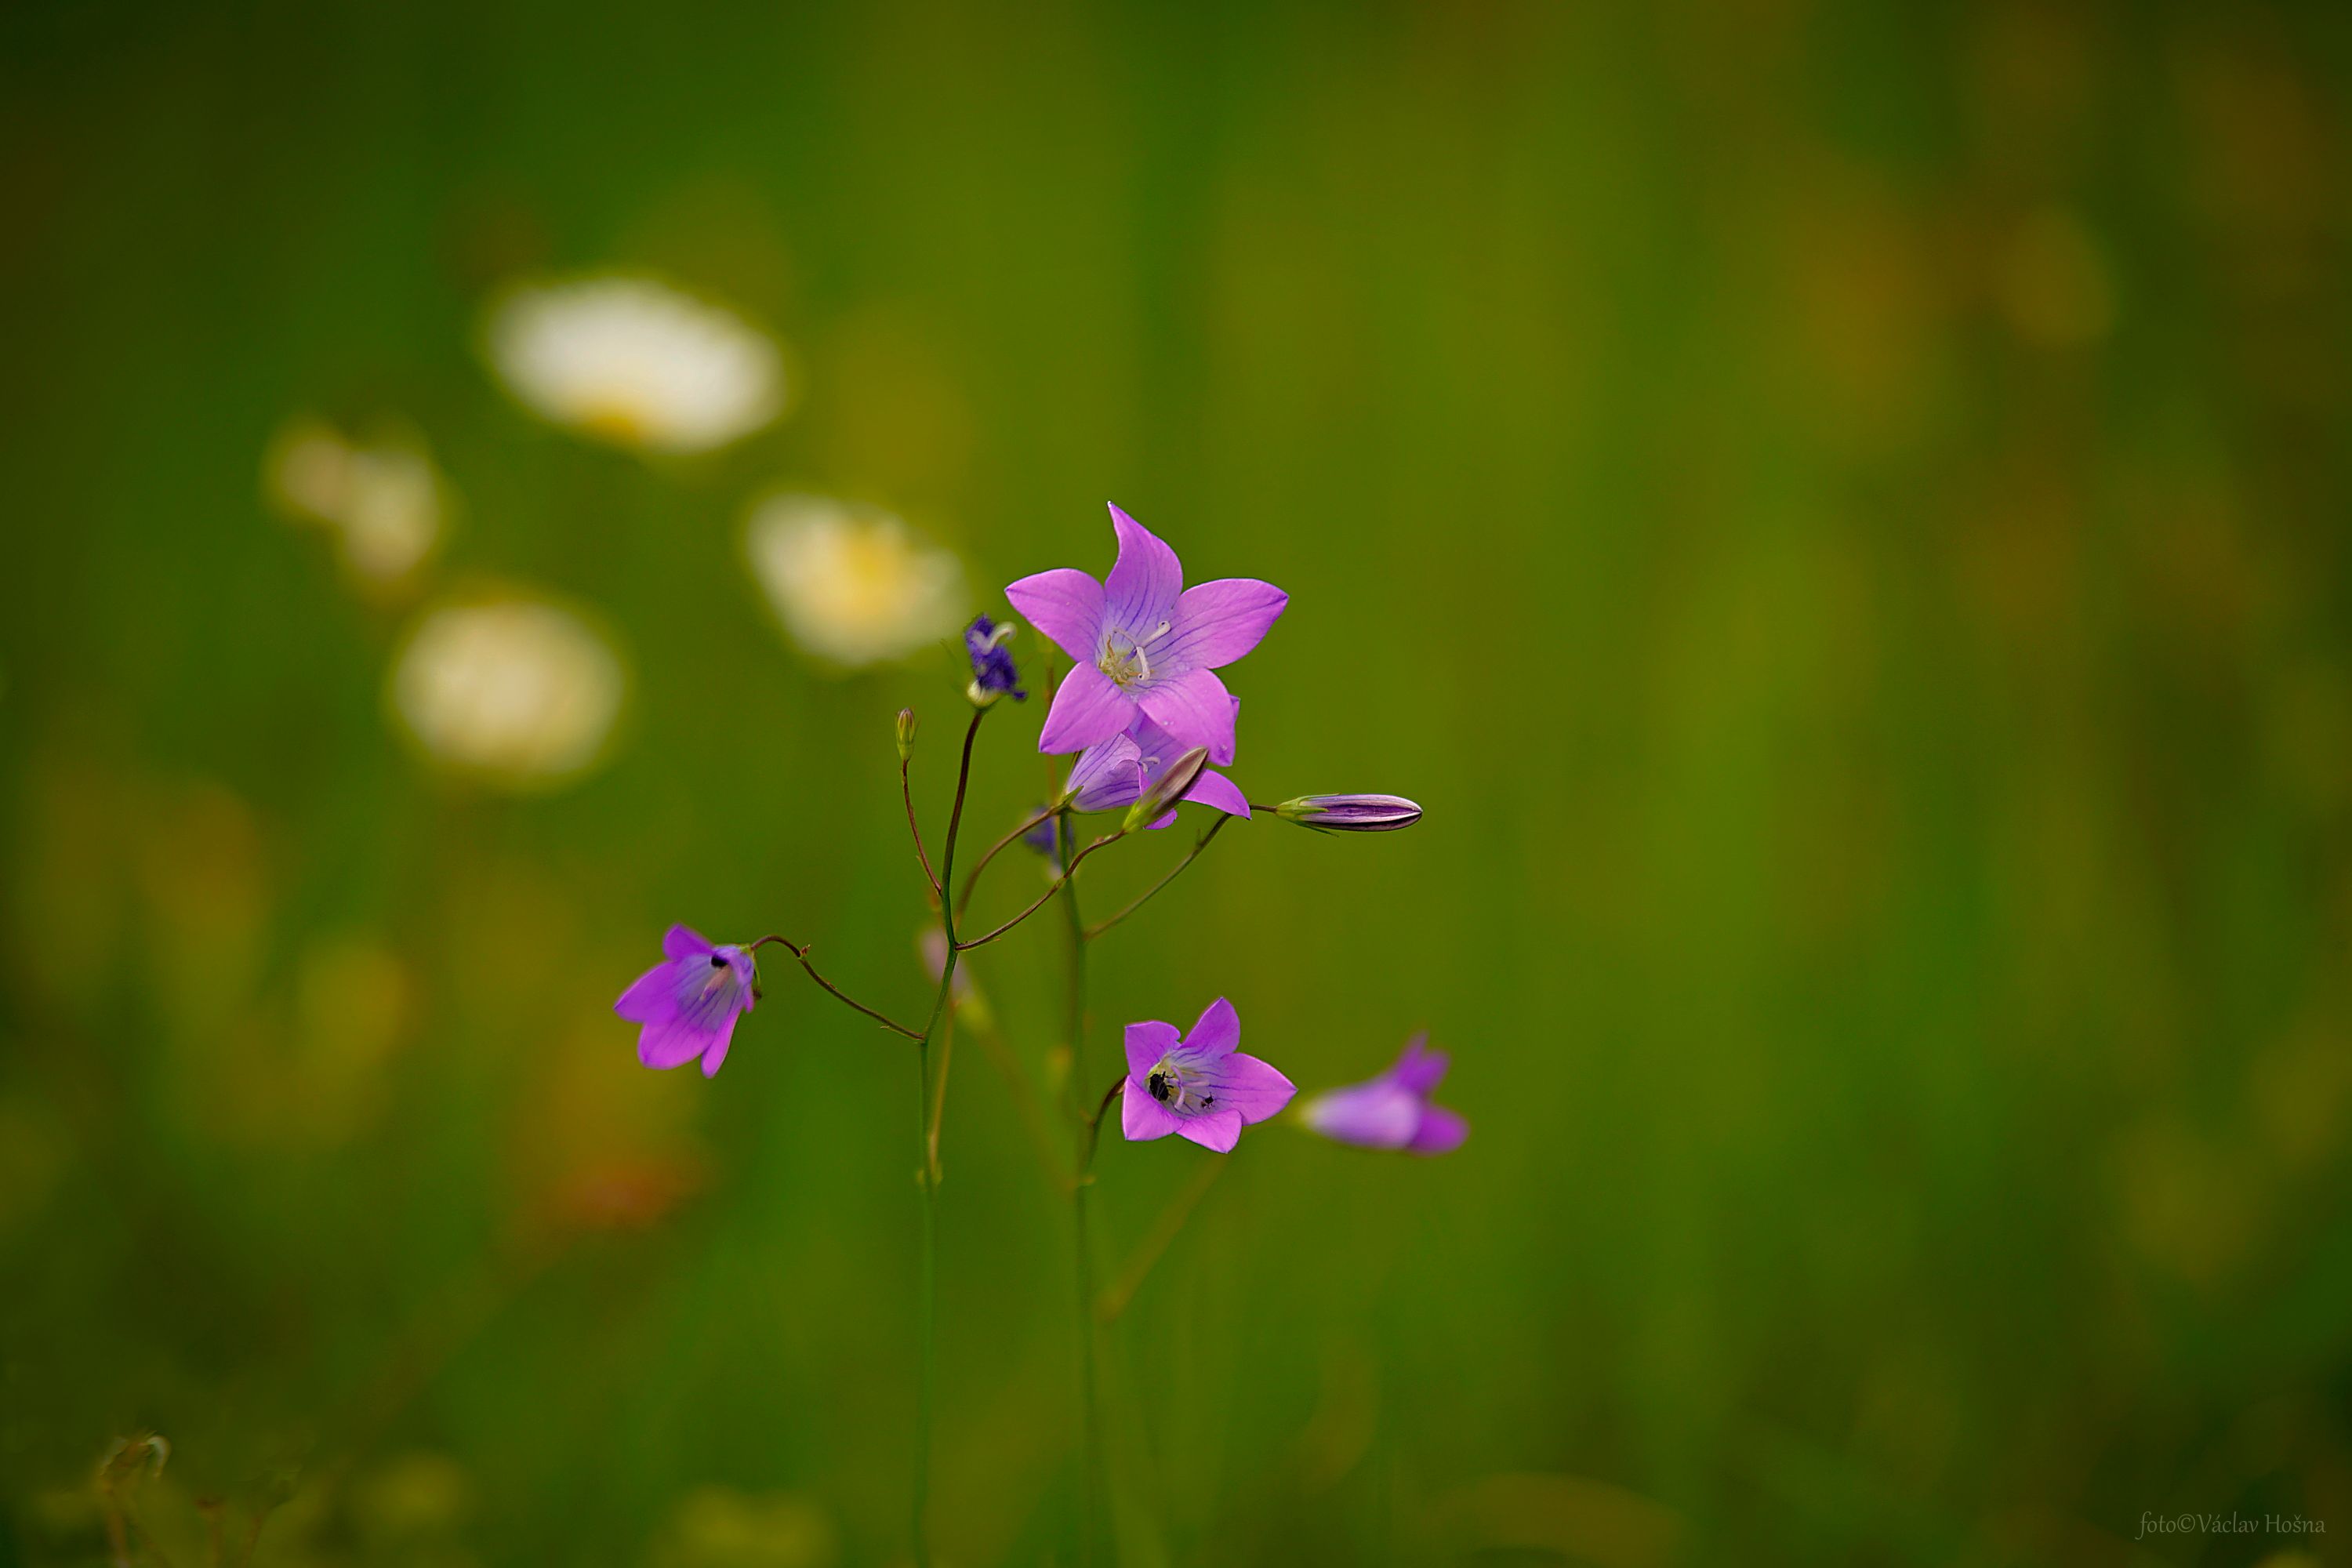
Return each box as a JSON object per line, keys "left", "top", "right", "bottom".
{"left": 1120, "top": 997, "right": 1295, "bottom": 1152}
{"left": 1007, "top": 503, "right": 1287, "bottom": 761}
{"left": 1064, "top": 711, "right": 1251, "bottom": 829}
{"left": 615, "top": 924, "right": 758, "bottom": 1078}
{"left": 1298, "top": 1033, "right": 1467, "bottom": 1155}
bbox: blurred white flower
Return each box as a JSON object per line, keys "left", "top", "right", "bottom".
{"left": 744, "top": 495, "right": 966, "bottom": 667}
{"left": 485, "top": 275, "right": 784, "bottom": 453}
{"left": 264, "top": 416, "right": 448, "bottom": 585}
{"left": 390, "top": 593, "right": 626, "bottom": 787}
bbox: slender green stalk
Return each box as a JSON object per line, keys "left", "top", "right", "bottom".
{"left": 1095, "top": 1154, "right": 1228, "bottom": 1323}
{"left": 902, "top": 757, "right": 941, "bottom": 904}
{"left": 908, "top": 706, "right": 986, "bottom": 1568}
{"left": 1063, "top": 812, "right": 1102, "bottom": 1566}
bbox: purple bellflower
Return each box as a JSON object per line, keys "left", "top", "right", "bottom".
{"left": 1298, "top": 1033, "right": 1467, "bottom": 1154}
{"left": 1065, "top": 711, "right": 1251, "bottom": 829}
{"left": 1121, "top": 997, "right": 1295, "bottom": 1152}
{"left": 964, "top": 614, "right": 1025, "bottom": 703}
{"left": 615, "top": 924, "right": 758, "bottom": 1078}
{"left": 1007, "top": 503, "right": 1287, "bottom": 763}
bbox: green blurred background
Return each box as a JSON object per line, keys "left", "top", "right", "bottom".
{"left": 6, "top": 1, "right": 2352, "bottom": 1563}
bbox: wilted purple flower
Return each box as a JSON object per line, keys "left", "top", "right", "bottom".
{"left": 615, "top": 925, "right": 758, "bottom": 1078}
{"left": 1063, "top": 712, "right": 1250, "bottom": 830}
{"left": 964, "top": 615, "right": 1025, "bottom": 703}
{"left": 1121, "top": 997, "right": 1295, "bottom": 1152}
{"left": 1007, "top": 503, "right": 1286, "bottom": 761}
{"left": 1275, "top": 794, "right": 1422, "bottom": 832}
{"left": 1298, "top": 1033, "right": 1466, "bottom": 1154}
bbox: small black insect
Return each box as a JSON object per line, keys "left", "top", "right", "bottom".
{"left": 1148, "top": 1072, "right": 1170, "bottom": 1103}
{"left": 1200, "top": 1094, "right": 1214, "bottom": 1106}
{"left": 710, "top": 955, "right": 728, "bottom": 969}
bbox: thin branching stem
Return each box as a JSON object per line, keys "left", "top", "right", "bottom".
{"left": 954, "top": 802, "right": 1062, "bottom": 917}
{"left": 1083, "top": 812, "right": 1236, "bottom": 940}
{"left": 955, "top": 832, "right": 1126, "bottom": 952}
{"left": 902, "top": 757, "right": 941, "bottom": 903}
{"left": 908, "top": 704, "right": 985, "bottom": 1568}
{"left": 746, "top": 935, "right": 923, "bottom": 1040}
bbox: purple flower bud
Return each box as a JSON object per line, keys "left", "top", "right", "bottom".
{"left": 1274, "top": 794, "right": 1421, "bottom": 832}
{"left": 1123, "top": 746, "right": 1209, "bottom": 833}
{"left": 964, "top": 615, "right": 1025, "bottom": 705}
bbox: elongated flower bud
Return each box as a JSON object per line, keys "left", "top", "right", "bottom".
{"left": 895, "top": 708, "right": 917, "bottom": 761}
{"left": 1123, "top": 746, "right": 1210, "bottom": 833}
{"left": 1275, "top": 793, "right": 1422, "bottom": 832}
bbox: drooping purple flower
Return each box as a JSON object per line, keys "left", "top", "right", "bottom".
{"left": 1121, "top": 997, "right": 1295, "bottom": 1152}
{"left": 964, "top": 614, "right": 1025, "bottom": 703}
{"left": 1063, "top": 711, "right": 1251, "bottom": 830}
{"left": 1298, "top": 1033, "right": 1466, "bottom": 1154}
{"left": 615, "top": 924, "right": 758, "bottom": 1078}
{"left": 1007, "top": 503, "right": 1287, "bottom": 762}
{"left": 1275, "top": 794, "right": 1423, "bottom": 833}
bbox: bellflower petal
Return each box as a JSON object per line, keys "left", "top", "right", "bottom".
{"left": 1178, "top": 1109, "right": 1244, "bottom": 1153}
{"left": 1125, "top": 1019, "right": 1182, "bottom": 1080}
{"left": 1102, "top": 504, "right": 1182, "bottom": 636}
{"left": 1186, "top": 996, "right": 1240, "bottom": 1058}
{"left": 1178, "top": 769, "right": 1251, "bottom": 820}
{"left": 1004, "top": 568, "right": 1104, "bottom": 663}
{"left": 1389, "top": 1033, "right": 1450, "bottom": 1094}
{"left": 697, "top": 1013, "right": 744, "bottom": 1078}
{"left": 1040, "top": 660, "right": 1136, "bottom": 753}
{"left": 637, "top": 1016, "right": 716, "bottom": 1072}
{"left": 1299, "top": 1082, "right": 1422, "bottom": 1149}
{"left": 1122, "top": 1083, "right": 1182, "bottom": 1142}
{"left": 1136, "top": 667, "right": 1237, "bottom": 762}
{"left": 1067, "top": 734, "right": 1145, "bottom": 813}
{"left": 1161, "top": 579, "right": 1288, "bottom": 670}
{"left": 662, "top": 924, "right": 716, "bottom": 961}
{"left": 1196, "top": 1052, "right": 1295, "bottom": 1123}
{"left": 1405, "top": 1103, "right": 1468, "bottom": 1156}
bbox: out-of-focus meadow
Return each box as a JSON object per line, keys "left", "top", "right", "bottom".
{"left": 5, "top": 1, "right": 2352, "bottom": 1563}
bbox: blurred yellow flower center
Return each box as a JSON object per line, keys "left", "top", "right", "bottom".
{"left": 576, "top": 397, "right": 653, "bottom": 446}
{"left": 825, "top": 529, "right": 924, "bottom": 626}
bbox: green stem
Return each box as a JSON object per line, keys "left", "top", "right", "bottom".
{"left": 909, "top": 706, "right": 986, "bottom": 1568}
{"left": 1063, "top": 812, "right": 1102, "bottom": 1566}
